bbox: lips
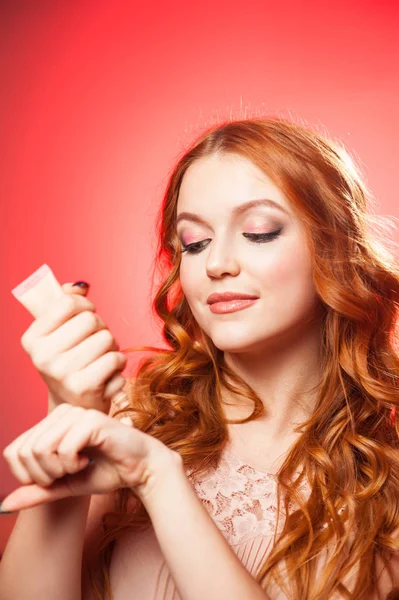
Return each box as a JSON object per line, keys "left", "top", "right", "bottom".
{"left": 207, "top": 292, "right": 259, "bottom": 304}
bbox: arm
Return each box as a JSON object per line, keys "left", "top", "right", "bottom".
{"left": 0, "top": 496, "right": 90, "bottom": 600}
{"left": 140, "top": 456, "right": 271, "bottom": 600}
{"left": 0, "top": 395, "right": 92, "bottom": 600}
{"left": 0, "top": 488, "right": 119, "bottom": 600}
{"left": 0, "top": 396, "right": 113, "bottom": 600}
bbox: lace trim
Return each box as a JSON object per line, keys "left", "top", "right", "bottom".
{"left": 186, "top": 448, "right": 287, "bottom": 546}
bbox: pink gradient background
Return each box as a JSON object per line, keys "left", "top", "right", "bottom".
{"left": 1, "top": 0, "right": 398, "bottom": 551}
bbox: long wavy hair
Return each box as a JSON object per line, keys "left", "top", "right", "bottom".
{"left": 89, "top": 117, "right": 399, "bottom": 600}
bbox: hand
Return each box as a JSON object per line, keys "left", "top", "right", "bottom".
{"left": 20, "top": 283, "right": 128, "bottom": 414}
{"left": 1, "top": 404, "right": 181, "bottom": 512}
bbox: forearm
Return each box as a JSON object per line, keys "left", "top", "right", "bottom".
{"left": 0, "top": 495, "right": 90, "bottom": 600}
{"left": 0, "top": 397, "right": 89, "bottom": 600}
{"left": 143, "top": 459, "right": 270, "bottom": 600}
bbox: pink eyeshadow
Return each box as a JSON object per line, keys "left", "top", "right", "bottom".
{"left": 182, "top": 233, "right": 200, "bottom": 245}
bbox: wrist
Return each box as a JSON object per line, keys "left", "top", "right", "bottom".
{"left": 133, "top": 443, "right": 184, "bottom": 508}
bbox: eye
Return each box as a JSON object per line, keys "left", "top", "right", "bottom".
{"left": 181, "top": 239, "right": 211, "bottom": 254}
{"left": 180, "top": 229, "right": 282, "bottom": 255}
{"left": 243, "top": 228, "right": 283, "bottom": 243}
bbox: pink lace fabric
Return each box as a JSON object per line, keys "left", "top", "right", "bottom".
{"left": 110, "top": 445, "right": 299, "bottom": 600}
{"left": 185, "top": 447, "right": 286, "bottom": 546}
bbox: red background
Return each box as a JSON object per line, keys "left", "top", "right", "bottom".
{"left": 1, "top": 0, "right": 398, "bottom": 551}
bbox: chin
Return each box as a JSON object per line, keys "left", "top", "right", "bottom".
{"left": 215, "top": 344, "right": 259, "bottom": 355}
{"left": 208, "top": 321, "right": 295, "bottom": 355}
{"left": 208, "top": 331, "right": 267, "bottom": 354}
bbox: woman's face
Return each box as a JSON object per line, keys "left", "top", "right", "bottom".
{"left": 176, "top": 152, "right": 321, "bottom": 354}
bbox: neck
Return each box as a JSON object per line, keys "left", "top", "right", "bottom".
{"left": 220, "top": 318, "right": 324, "bottom": 441}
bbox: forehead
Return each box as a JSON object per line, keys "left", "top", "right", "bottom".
{"left": 177, "top": 153, "right": 292, "bottom": 216}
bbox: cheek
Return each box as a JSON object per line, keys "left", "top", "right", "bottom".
{"left": 251, "top": 241, "right": 316, "bottom": 304}
{"left": 179, "top": 262, "right": 199, "bottom": 300}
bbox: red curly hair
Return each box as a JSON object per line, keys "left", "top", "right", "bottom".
{"left": 89, "top": 116, "right": 399, "bottom": 599}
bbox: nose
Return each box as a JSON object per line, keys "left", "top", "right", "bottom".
{"left": 205, "top": 237, "right": 240, "bottom": 279}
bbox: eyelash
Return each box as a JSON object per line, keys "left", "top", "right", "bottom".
{"left": 180, "top": 229, "right": 283, "bottom": 255}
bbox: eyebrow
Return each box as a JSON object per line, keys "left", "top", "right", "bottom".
{"left": 176, "top": 198, "right": 289, "bottom": 227}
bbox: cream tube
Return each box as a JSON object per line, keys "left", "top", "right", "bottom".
{"left": 11, "top": 264, "right": 128, "bottom": 408}
{"left": 11, "top": 264, "right": 64, "bottom": 319}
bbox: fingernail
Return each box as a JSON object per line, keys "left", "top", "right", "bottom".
{"left": 0, "top": 504, "right": 15, "bottom": 514}
{"left": 72, "top": 281, "right": 90, "bottom": 289}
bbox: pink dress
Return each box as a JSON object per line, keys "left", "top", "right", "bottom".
{"left": 109, "top": 444, "right": 300, "bottom": 599}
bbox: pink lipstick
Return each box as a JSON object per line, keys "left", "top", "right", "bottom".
{"left": 207, "top": 292, "right": 259, "bottom": 314}
{"left": 208, "top": 298, "right": 258, "bottom": 314}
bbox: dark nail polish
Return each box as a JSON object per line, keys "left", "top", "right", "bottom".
{"left": 72, "top": 281, "right": 90, "bottom": 289}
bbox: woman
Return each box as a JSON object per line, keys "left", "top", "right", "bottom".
{"left": 1, "top": 117, "right": 398, "bottom": 599}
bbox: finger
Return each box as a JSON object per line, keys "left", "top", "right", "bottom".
{"left": 0, "top": 466, "right": 95, "bottom": 512}
{"left": 2, "top": 404, "right": 70, "bottom": 484}
{"left": 103, "top": 373, "right": 126, "bottom": 401}
{"left": 62, "top": 282, "right": 90, "bottom": 296}
{"left": 42, "top": 309, "right": 108, "bottom": 357}
{"left": 56, "top": 409, "right": 107, "bottom": 460}
{"left": 48, "top": 327, "right": 120, "bottom": 376}
{"left": 2, "top": 404, "right": 85, "bottom": 486}
{"left": 110, "top": 385, "right": 134, "bottom": 425}
{"left": 65, "top": 352, "right": 127, "bottom": 401}
{"left": 21, "top": 294, "right": 96, "bottom": 353}
{"left": 21, "top": 405, "right": 91, "bottom": 485}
